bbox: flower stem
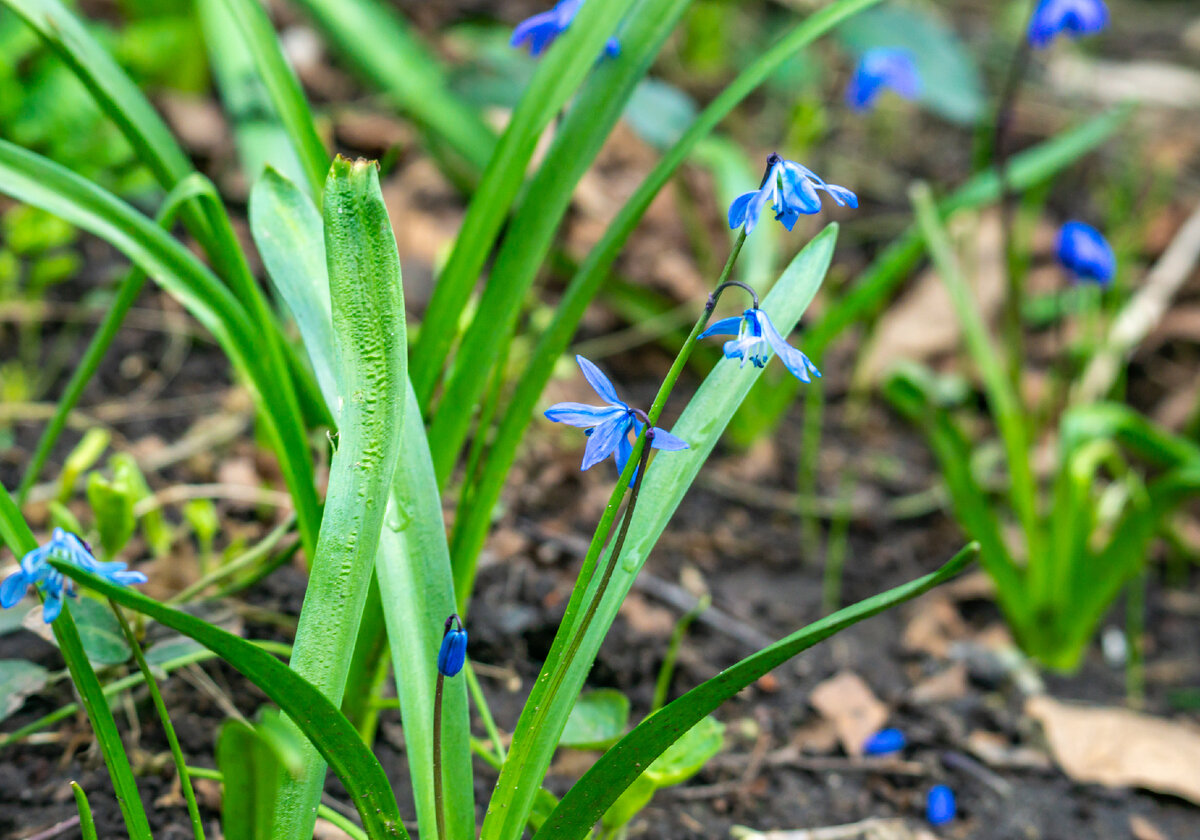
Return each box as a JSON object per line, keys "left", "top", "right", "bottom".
{"left": 109, "top": 600, "right": 206, "bottom": 840}
{"left": 433, "top": 672, "right": 447, "bottom": 840}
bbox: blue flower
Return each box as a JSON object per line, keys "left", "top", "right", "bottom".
{"left": 846, "top": 48, "right": 922, "bottom": 112}
{"left": 1028, "top": 0, "right": 1109, "bottom": 48}
{"left": 438, "top": 615, "right": 468, "bottom": 678}
{"left": 0, "top": 528, "right": 147, "bottom": 623}
{"left": 1056, "top": 220, "right": 1115, "bottom": 286}
{"left": 698, "top": 309, "right": 821, "bottom": 383}
{"left": 729, "top": 156, "right": 858, "bottom": 234}
{"left": 545, "top": 356, "right": 688, "bottom": 475}
{"left": 926, "top": 784, "right": 956, "bottom": 826}
{"left": 862, "top": 727, "right": 907, "bottom": 756}
{"left": 511, "top": 0, "right": 620, "bottom": 59}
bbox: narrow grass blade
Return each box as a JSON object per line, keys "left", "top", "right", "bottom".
{"left": 270, "top": 158, "right": 406, "bottom": 840}
{"left": 0, "top": 140, "right": 322, "bottom": 557}
{"left": 0, "top": 485, "right": 153, "bottom": 840}
{"left": 70, "top": 782, "right": 99, "bottom": 840}
{"left": 480, "top": 226, "right": 837, "bottom": 840}
{"left": 216, "top": 0, "right": 328, "bottom": 197}
{"left": 533, "top": 545, "right": 978, "bottom": 839}
{"left": 426, "top": 0, "right": 694, "bottom": 486}
{"left": 287, "top": 0, "right": 495, "bottom": 173}
{"left": 408, "top": 0, "right": 639, "bottom": 403}
{"left": 249, "top": 167, "right": 473, "bottom": 840}
{"left": 50, "top": 560, "right": 409, "bottom": 840}
{"left": 449, "top": 0, "right": 887, "bottom": 599}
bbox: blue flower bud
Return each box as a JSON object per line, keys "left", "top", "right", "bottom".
{"left": 926, "top": 784, "right": 956, "bottom": 826}
{"left": 862, "top": 727, "right": 907, "bottom": 756}
{"left": 1056, "top": 220, "right": 1116, "bottom": 286}
{"left": 1028, "top": 0, "right": 1109, "bottom": 49}
{"left": 438, "top": 615, "right": 468, "bottom": 678}
{"left": 845, "top": 49, "right": 922, "bottom": 112}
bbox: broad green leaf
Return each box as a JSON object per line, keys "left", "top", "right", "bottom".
{"left": 600, "top": 773, "right": 655, "bottom": 831}
{"left": 560, "top": 689, "right": 630, "bottom": 750}
{"left": 144, "top": 637, "right": 205, "bottom": 667}
{"left": 51, "top": 559, "right": 409, "bottom": 840}
{"left": 270, "top": 157, "right": 407, "bottom": 840}
{"left": 482, "top": 226, "right": 838, "bottom": 840}
{"left": 838, "top": 5, "right": 985, "bottom": 124}
{"left": 644, "top": 714, "right": 724, "bottom": 787}
{"left": 217, "top": 711, "right": 308, "bottom": 840}
{"left": 250, "top": 166, "right": 473, "bottom": 840}
{"left": 624, "top": 79, "right": 698, "bottom": 150}
{"left": 69, "top": 596, "right": 131, "bottom": 666}
{"left": 86, "top": 471, "right": 137, "bottom": 559}
{"left": 533, "top": 545, "right": 977, "bottom": 839}
{"left": 0, "top": 659, "right": 48, "bottom": 723}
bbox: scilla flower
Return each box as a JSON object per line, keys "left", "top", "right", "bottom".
{"left": 1028, "top": 0, "right": 1109, "bottom": 49}
{"left": 438, "top": 615, "right": 468, "bottom": 678}
{"left": 1056, "top": 220, "right": 1115, "bottom": 286}
{"left": 511, "top": 0, "right": 620, "bottom": 59}
{"left": 699, "top": 309, "right": 821, "bottom": 383}
{"left": 1, "top": 528, "right": 146, "bottom": 622}
{"left": 926, "top": 784, "right": 957, "bottom": 826}
{"left": 729, "top": 154, "right": 857, "bottom": 234}
{"left": 845, "top": 48, "right": 922, "bottom": 112}
{"left": 545, "top": 356, "right": 687, "bottom": 475}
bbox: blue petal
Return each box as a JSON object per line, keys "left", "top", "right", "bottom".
{"left": 108, "top": 570, "right": 148, "bottom": 587}
{"left": 575, "top": 355, "right": 627, "bottom": 408}
{"left": 756, "top": 309, "right": 816, "bottom": 383}
{"left": 650, "top": 428, "right": 688, "bottom": 451}
{"left": 545, "top": 402, "right": 627, "bottom": 428}
{"left": 698, "top": 316, "right": 745, "bottom": 340}
{"left": 845, "top": 72, "right": 883, "bottom": 111}
{"left": 42, "top": 592, "right": 64, "bottom": 623}
{"left": 581, "top": 417, "right": 629, "bottom": 471}
{"left": 1, "top": 571, "right": 29, "bottom": 608}
{"left": 1057, "top": 220, "right": 1115, "bottom": 285}
{"left": 820, "top": 184, "right": 859, "bottom": 209}
{"left": 437, "top": 628, "right": 468, "bottom": 677}
{"left": 614, "top": 430, "right": 634, "bottom": 476}
{"left": 727, "top": 191, "right": 758, "bottom": 231}
{"left": 511, "top": 12, "right": 564, "bottom": 56}
{"left": 926, "top": 785, "right": 956, "bottom": 825}
{"left": 604, "top": 37, "right": 621, "bottom": 58}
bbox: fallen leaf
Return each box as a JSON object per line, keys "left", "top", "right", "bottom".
{"left": 909, "top": 663, "right": 967, "bottom": 704}
{"left": 809, "top": 671, "right": 888, "bottom": 758}
{"left": 901, "top": 596, "right": 969, "bottom": 658}
{"left": 1027, "top": 696, "right": 1200, "bottom": 805}
{"left": 792, "top": 717, "right": 839, "bottom": 755}
{"left": 965, "top": 730, "right": 1051, "bottom": 771}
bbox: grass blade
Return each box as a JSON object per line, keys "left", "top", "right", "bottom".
{"left": 534, "top": 545, "right": 977, "bottom": 839}
{"left": 50, "top": 560, "right": 409, "bottom": 840}
{"left": 408, "top": 0, "right": 638, "bottom": 403}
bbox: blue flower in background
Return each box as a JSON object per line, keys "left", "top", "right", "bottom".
{"left": 1056, "top": 220, "right": 1115, "bottom": 286}
{"left": 0, "top": 528, "right": 147, "bottom": 623}
{"left": 545, "top": 356, "right": 688, "bottom": 475}
{"left": 728, "top": 155, "right": 858, "bottom": 234}
{"left": 862, "top": 727, "right": 907, "bottom": 756}
{"left": 1028, "top": 0, "right": 1109, "bottom": 48}
{"left": 438, "top": 615, "right": 468, "bottom": 678}
{"left": 699, "top": 309, "right": 822, "bottom": 383}
{"left": 845, "top": 48, "right": 922, "bottom": 111}
{"left": 511, "top": 0, "right": 620, "bottom": 58}
{"left": 926, "top": 784, "right": 957, "bottom": 826}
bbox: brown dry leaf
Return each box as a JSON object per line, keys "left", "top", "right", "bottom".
{"left": 859, "top": 210, "right": 1005, "bottom": 384}
{"left": 809, "top": 671, "right": 888, "bottom": 758}
{"left": 965, "top": 730, "right": 1051, "bottom": 771}
{"left": 1130, "top": 815, "right": 1169, "bottom": 840}
{"left": 792, "top": 717, "right": 840, "bottom": 755}
{"left": 618, "top": 591, "right": 675, "bottom": 636}
{"left": 901, "top": 595, "right": 969, "bottom": 658}
{"left": 1027, "top": 696, "right": 1200, "bottom": 805}
{"left": 908, "top": 663, "right": 967, "bottom": 704}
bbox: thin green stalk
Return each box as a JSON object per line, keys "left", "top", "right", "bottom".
{"left": 821, "top": 473, "right": 856, "bottom": 614}
{"left": 432, "top": 672, "right": 447, "bottom": 840}
{"left": 168, "top": 514, "right": 296, "bottom": 604}
{"left": 70, "top": 782, "right": 99, "bottom": 840}
{"left": 651, "top": 595, "right": 708, "bottom": 712}
{"left": 1125, "top": 569, "right": 1146, "bottom": 709}
{"left": 110, "top": 601, "right": 206, "bottom": 840}
{"left": 797, "top": 382, "right": 825, "bottom": 557}
{"left": 909, "top": 182, "right": 1041, "bottom": 568}
{"left": 465, "top": 661, "right": 506, "bottom": 763}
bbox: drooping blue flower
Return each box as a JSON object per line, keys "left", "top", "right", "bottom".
{"left": 545, "top": 356, "right": 688, "bottom": 475}
{"left": 926, "top": 784, "right": 957, "bottom": 825}
{"left": 698, "top": 309, "right": 822, "bottom": 383}
{"left": 438, "top": 615, "right": 468, "bottom": 678}
{"left": 1028, "top": 0, "right": 1109, "bottom": 49}
{"left": 862, "top": 727, "right": 907, "bottom": 756}
{"left": 1056, "top": 220, "right": 1115, "bottom": 286}
{"left": 0, "top": 528, "right": 147, "bottom": 623}
{"left": 845, "top": 48, "right": 922, "bottom": 112}
{"left": 729, "top": 155, "right": 858, "bottom": 234}
{"left": 511, "top": 0, "right": 620, "bottom": 59}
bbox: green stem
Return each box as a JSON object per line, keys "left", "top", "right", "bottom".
{"left": 465, "top": 661, "right": 506, "bottom": 763}
{"left": 168, "top": 514, "right": 296, "bottom": 604}
{"left": 71, "top": 782, "right": 99, "bottom": 840}
{"left": 110, "top": 600, "right": 206, "bottom": 840}
{"left": 651, "top": 595, "right": 708, "bottom": 712}
{"left": 433, "top": 672, "right": 447, "bottom": 840}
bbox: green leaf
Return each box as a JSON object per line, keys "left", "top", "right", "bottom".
{"left": 482, "top": 226, "right": 839, "bottom": 840}
{"left": 71, "top": 782, "right": 99, "bottom": 840}
{"left": 624, "top": 79, "right": 698, "bottom": 150}
{"left": 560, "top": 689, "right": 630, "bottom": 750}
{"left": 600, "top": 772, "right": 655, "bottom": 831}
{"left": 86, "top": 471, "right": 137, "bottom": 559}
{"left": 644, "top": 714, "right": 724, "bottom": 787}
{"left": 250, "top": 166, "right": 473, "bottom": 840}
{"left": 51, "top": 559, "right": 409, "bottom": 840}
{"left": 218, "top": 716, "right": 295, "bottom": 840}
{"left": 144, "top": 637, "right": 205, "bottom": 668}
{"left": 533, "top": 545, "right": 978, "bottom": 839}
{"left": 270, "top": 157, "right": 407, "bottom": 840}
{"left": 838, "top": 5, "right": 985, "bottom": 124}
{"left": 68, "top": 596, "right": 132, "bottom": 666}
{"left": 0, "top": 659, "right": 49, "bottom": 723}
